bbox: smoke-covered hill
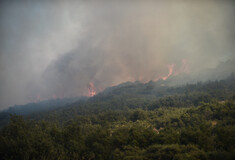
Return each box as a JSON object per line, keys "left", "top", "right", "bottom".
{"left": 0, "top": 73, "right": 234, "bottom": 126}
{"left": 0, "top": 74, "right": 234, "bottom": 160}
{"left": 11, "top": 73, "right": 231, "bottom": 124}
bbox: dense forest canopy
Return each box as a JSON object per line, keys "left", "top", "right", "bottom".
{"left": 0, "top": 74, "right": 234, "bottom": 160}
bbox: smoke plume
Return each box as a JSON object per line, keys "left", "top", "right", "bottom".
{"left": 0, "top": 0, "right": 234, "bottom": 109}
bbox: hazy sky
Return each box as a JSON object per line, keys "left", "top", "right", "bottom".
{"left": 0, "top": 0, "right": 234, "bottom": 109}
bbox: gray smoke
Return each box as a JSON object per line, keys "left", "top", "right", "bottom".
{"left": 0, "top": 0, "right": 234, "bottom": 109}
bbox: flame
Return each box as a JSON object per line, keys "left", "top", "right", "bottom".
{"left": 154, "top": 64, "right": 175, "bottom": 81}
{"left": 52, "top": 94, "right": 57, "bottom": 99}
{"left": 88, "top": 82, "right": 96, "bottom": 97}
{"left": 161, "top": 64, "right": 175, "bottom": 80}
{"left": 154, "top": 59, "right": 190, "bottom": 82}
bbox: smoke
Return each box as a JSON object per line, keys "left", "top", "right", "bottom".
{"left": 0, "top": 0, "right": 234, "bottom": 109}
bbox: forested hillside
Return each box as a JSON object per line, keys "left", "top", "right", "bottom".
{"left": 27, "top": 74, "right": 235, "bottom": 124}
{"left": 0, "top": 74, "right": 234, "bottom": 160}
{"left": 0, "top": 97, "right": 85, "bottom": 127}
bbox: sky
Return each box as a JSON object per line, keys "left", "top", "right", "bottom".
{"left": 0, "top": 0, "right": 235, "bottom": 109}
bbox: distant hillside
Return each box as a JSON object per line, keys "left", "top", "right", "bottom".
{"left": 0, "top": 75, "right": 234, "bottom": 160}
{"left": 22, "top": 73, "right": 235, "bottom": 124}
{"left": 0, "top": 74, "right": 234, "bottom": 127}
{"left": 0, "top": 97, "right": 86, "bottom": 127}
{"left": 92, "top": 73, "right": 235, "bottom": 101}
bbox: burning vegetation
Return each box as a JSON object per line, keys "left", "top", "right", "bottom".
{"left": 88, "top": 82, "right": 96, "bottom": 97}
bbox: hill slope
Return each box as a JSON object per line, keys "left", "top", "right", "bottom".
{"left": 0, "top": 75, "right": 234, "bottom": 160}
{"left": 27, "top": 74, "right": 235, "bottom": 123}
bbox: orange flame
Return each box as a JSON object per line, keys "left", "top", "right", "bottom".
{"left": 154, "top": 59, "right": 190, "bottom": 82}
{"left": 162, "top": 64, "right": 175, "bottom": 80}
{"left": 88, "top": 82, "right": 96, "bottom": 97}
